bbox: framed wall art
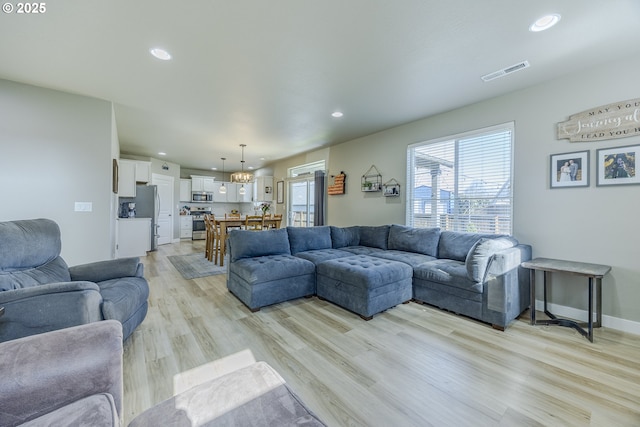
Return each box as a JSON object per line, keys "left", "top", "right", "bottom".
{"left": 550, "top": 150, "right": 589, "bottom": 189}
{"left": 596, "top": 144, "right": 639, "bottom": 186}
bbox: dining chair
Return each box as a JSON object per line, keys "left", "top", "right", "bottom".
{"left": 265, "top": 213, "right": 283, "bottom": 229}
{"left": 204, "top": 214, "right": 219, "bottom": 262}
{"left": 244, "top": 215, "right": 264, "bottom": 231}
{"left": 225, "top": 212, "right": 243, "bottom": 231}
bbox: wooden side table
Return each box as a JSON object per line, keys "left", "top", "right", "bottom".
{"left": 521, "top": 257, "right": 611, "bottom": 342}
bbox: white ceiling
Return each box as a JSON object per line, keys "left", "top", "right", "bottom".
{"left": 2, "top": 1, "right": 639, "bottom": 172}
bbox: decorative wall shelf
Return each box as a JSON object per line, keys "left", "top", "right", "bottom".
{"left": 383, "top": 178, "right": 400, "bottom": 197}
{"left": 328, "top": 172, "right": 346, "bottom": 195}
{"left": 361, "top": 165, "right": 382, "bottom": 192}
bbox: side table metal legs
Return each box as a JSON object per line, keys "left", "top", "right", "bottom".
{"left": 529, "top": 269, "right": 602, "bottom": 342}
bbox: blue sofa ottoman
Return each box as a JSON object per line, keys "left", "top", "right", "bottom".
{"left": 316, "top": 255, "right": 412, "bottom": 320}
{"left": 227, "top": 228, "right": 316, "bottom": 311}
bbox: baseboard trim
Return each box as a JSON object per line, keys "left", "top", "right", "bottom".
{"left": 534, "top": 300, "right": 640, "bottom": 335}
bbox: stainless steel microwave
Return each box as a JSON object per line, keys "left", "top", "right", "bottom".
{"left": 192, "top": 192, "right": 213, "bottom": 202}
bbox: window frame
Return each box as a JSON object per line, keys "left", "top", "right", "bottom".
{"left": 406, "top": 122, "right": 515, "bottom": 235}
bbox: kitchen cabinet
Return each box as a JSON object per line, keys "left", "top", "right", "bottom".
{"left": 191, "top": 175, "right": 215, "bottom": 192}
{"left": 226, "top": 182, "right": 239, "bottom": 203}
{"left": 211, "top": 182, "right": 227, "bottom": 202}
{"left": 191, "top": 176, "right": 203, "bottom": 192}
{"left": 238, "top": 182, "right": 253, "bottom": 202}
{"left": 118, "top": 160, "right": 152, "bottom": 197}
{"left": 117, "top": 159, "right": 136, "bottom": 197}
{"left": 180, "top": 215, "right": 193, "bottom": 238}
{"left": 203, "top": 177, "right": 215, "bottom": 192}
{"left": 254, "top": 176, "right": 273, "bottom": 202}
{"left": 210, "top": 182, "right": 251, "bottom": 203}
{"left": 116, "top": 218, "right": 151, "bottom": 258}
{"left": 135, "top": 161, "right": 151, "bottom": 183}
{"left": 179, "top": 179, "right": 192, "bottom": 202}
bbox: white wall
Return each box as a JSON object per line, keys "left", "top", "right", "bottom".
{"left": 0, "top": 79, "right": 115, "bottom": 265}
{"left": 270, "top": 57, "right": 640, "bottom": 324}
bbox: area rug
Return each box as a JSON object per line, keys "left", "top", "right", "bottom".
{"left": 167, "top": 253, "right": 228, "bottom": 279}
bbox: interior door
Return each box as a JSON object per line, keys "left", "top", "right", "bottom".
{"left": 152, "top": 173, "right": 174, "bottom": 245}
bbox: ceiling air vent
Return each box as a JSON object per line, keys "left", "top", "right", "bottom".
{"left": 481, "top": 61, "right": 530, "bottom": 82}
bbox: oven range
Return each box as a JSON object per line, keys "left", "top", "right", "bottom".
{"left": 190, "top": 207, "right": 211, "bottom": 240}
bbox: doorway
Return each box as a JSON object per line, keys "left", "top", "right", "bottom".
{"left": 152, "top": 173, "right": 174, "bottom": 245}
{"left": 288, "top": 178, "right": 314, "bottom": 227}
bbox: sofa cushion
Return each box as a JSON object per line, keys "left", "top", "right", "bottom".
{"left": 228, "top": 229, "right": 291, "bottom": 262}
{"left": 370, "top": 250, "right": 437, "bottom": 268}
{"left": 414, "top": 259, "right": 483, "bottom": 293}
{"left": 341, "top": 246, "right": 386, "bottom": 256}
{"left": 387, "top": 224, "right": 440, "bottom": 256}
{"left": 358, "top": 225, "right": 390, "bottom": 250}
{"left": 465, "top": 237, "right": 518, "bottom": 282}
{"left": 229, "top": 255, "right": 315, "bottom": 285}
{"left": 330, "top": 226, "right": 360, "bottom": 248}
{"left": 294, "top": 248, "right": 355, "bottom": 265}
{"left": 437, "top": 231, "right": 504, "bottom": 262}
{"left": 286, "top": 226, "right": 332, "bottom": 254}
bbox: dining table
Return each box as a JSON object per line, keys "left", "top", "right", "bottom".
{"left": 215, "top": 216, "right": 282, "bottom": 266}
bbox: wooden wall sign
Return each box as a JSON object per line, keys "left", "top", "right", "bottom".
{"left": 557, "top": 98, "right": 640, "bottom": 142}
{"left": 328, "top": 172, "right": 346, "bottom": 195}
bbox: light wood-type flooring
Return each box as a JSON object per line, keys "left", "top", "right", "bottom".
{"left": 123, "top": 240, "right": 640, "bottom": 426}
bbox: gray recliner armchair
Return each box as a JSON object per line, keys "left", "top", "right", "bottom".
{"left": 0, "top": 218, "right": 149, "bottom": 342}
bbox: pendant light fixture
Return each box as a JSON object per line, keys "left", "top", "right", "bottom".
{"left": 230, "top": 144, "right": 254, "bottom": 195}
{"left": 219, "top": 158, "right": 227, "bottom": 194}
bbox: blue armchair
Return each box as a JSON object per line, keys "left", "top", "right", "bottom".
{"left": 0, "top": 218, "right": 149, "bottom": 341}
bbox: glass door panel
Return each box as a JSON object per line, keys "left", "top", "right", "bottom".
{"left": 288, "top": 179, "right": 314, "bottom": 227}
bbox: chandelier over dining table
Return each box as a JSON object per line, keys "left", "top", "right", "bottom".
{"left": 230, "top": 144, "right": 253, "bottom": 195}
{"left": 230, "top": 144, "right": 254, "bottom": 183}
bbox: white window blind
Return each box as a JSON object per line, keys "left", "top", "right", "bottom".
{"left": 406, "top": 123, "right": 514, "bottom": 234}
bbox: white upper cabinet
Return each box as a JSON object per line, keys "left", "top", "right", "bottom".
{"left": 238, "top": 182, "right": 253, "bottom": 202}
{"left": 134, "top": 161, "right": 151, "bottom": 183}
{"left": 118, "top": 159, "right": 136, "bottom": 197}
{"left": 179, "top": 179, "right": 192, "bottom": 202}
{"left": 203, "top": 177, "right": 215, "bottom": 192}
{"left": 226, "top": 182, "right": 239, "bottom": 203}
{"left": 191, "top": 175, "right": 215, "bottom": 193}
{"left": 211, "top": 182, "right": 227, "bottom": 202}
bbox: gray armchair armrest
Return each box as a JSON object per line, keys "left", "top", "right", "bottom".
{"left": 0, "top": 281, "right": 103, "bottom": 341}
{"left": 69, "top": 257, "right": 143, "bottom": 283}
{"left": 0, "top": 320, "right": 123, "bottom": 427}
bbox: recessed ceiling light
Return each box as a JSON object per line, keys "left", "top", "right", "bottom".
{"left": 158, "top": 152, "right": 166, "bottom": 156}
{"left": 210, "top": 167, "right": 217, "bottom": 170}
{"left": 248, "top": 166, "right": 254, "bottom": 170}
{"left": 150, "top": 48, "right": 171, "bottom": 60}
{"left": 530, "top": 14, "right": 561, "bottom": 32}
{"left": 331, "top": 111, "right": 344, "bottom": 118}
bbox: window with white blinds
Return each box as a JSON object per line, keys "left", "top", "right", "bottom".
{"left": 406, "top": 123, "right": 514, "bottom": 235}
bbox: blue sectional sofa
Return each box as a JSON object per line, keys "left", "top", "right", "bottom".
{"left": 227, "top": 224, "right": 531, "bottom": 329}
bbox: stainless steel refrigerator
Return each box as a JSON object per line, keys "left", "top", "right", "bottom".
{"left": 133, "top": 184, "right": 159, "bottom": 251}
